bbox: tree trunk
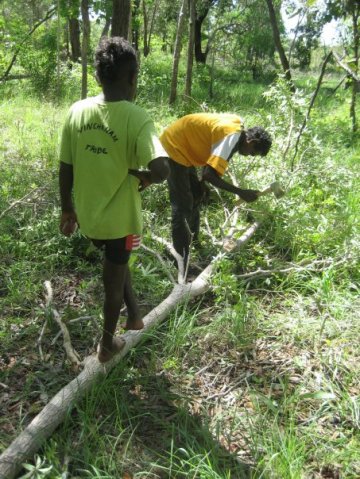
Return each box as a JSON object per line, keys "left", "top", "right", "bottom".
{"left": 142, "top": 0, "right": 159, "bottom": 57}
{"left": 194, "top": 0, "right": 214, "bottom": 63}
{"left": 142, "top": 0, "right": 149, "bottom": 56}
{"left": 132, "top": 0, "right": 140, "bottom": 51}
{"left": 162, "top": 31, "right": 168, "bottom": 52}
{"left": 169, "top": 0, "right": 188, "bottom": 104}
{"left": 69, "top": 18, "right": 81, "bottom": 61}
{"left": 194, "top": 13, "right": 208, "bottom": 63}
{"left": 81, "top": 0, "right": 90, "bottom": 100}
{"left": 111, "top": 0, "right": 131, "bottom": 39}
{"left": 350, "top": 6, "right": 359, "bottom": 132}
{"left": 147, "top": 0, "right": 159, "bottom": 56}
{"left": 184, "top": 0, "right": 196, "bottom": 99}
{"left": 209, "top": 47, "right": 215, "bottom": 98}
{"left": 101, "top": 10, "right": 111, "bottom": 38}
{"left": 265, "top": 0, "right": 295, "bottom": 92}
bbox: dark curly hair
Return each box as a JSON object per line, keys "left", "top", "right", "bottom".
{"left": 246, "top": 127, "right": 272, "bottom": 156}
{"left": 95, "top": 37, "right": 138, "bottom": 85}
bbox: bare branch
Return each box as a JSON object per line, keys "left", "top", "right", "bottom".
{"left": 236, "top": 256, "right": 348, "bottom": 282}
{"left": 141, "top": 244, "right": 176, "bottom": 284}
{"left": 37, "top": 319, "right": 48, "bottom": 362}
{"left": 203, "top": 215, "right": 221, "bottom": 246}
{"left": 0, "top": 7, "right": 57, "bottom": 82}
{"left": 0, "top": 186, "right": 47, "bottom": 221}
{"left": 44, "top": 281, "right": 81, "bottom": 368}
{"left": 291, "top": 51, "right": 333, "bottom": 169}
{"left": 150, "top": 234, "right": 187, "bottom": 284}
{"left": 51, "top": 316, "right": 97, "bottom": 346}
{"left": 332, "top": 51, "right": 360, "bottom": 82}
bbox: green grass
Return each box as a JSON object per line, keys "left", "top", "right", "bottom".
{"left": 1, "top": 58, "right": 360, "bottom": 478}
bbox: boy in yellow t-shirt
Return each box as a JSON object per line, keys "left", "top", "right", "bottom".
{"left": 59, "top": 37, "right": 169, "bottom": 362}
{"left": 159, "top": 113, "right": 272, "bottom": 266}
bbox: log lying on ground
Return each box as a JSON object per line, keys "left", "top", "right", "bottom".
{"left": 0, "top": 222, "right": 260, "bottom": 479}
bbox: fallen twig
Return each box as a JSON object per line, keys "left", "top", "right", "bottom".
{"left": 150, "top": 234, "right": 188, "bottom": 284}
{"left": 44, "top": 281, "right": 81, "bottom": 368}
{"left": 236, "top": 256, "right": 348, "bottom": 282}
{"left": 206, "top": 373, "right": 251, "bottom": 401}
{"left": 141, "top": 244, "right": 176, "bottom": 284}
{"left": 37, "top": 319, "right": 48, "bottom": 362}
{"left": 50, "top": 316, "right": 96, "bottom": 346}
{"left": 0, "top": 186, "right": 46, "bottom": 221}
{"left": 203, "top": 216, "right": 222, "bottom": 246}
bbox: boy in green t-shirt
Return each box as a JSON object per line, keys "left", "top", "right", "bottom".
{"left": 59, "top": 37, "right": 169, "bottom": 362}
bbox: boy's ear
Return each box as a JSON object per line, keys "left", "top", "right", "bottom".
{"left": 129, "top": 71, "right": 138, "bottom": 85}
{"left": 130, "top": 76, "right": 136, "bottom": 86}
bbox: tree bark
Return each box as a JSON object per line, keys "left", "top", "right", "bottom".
{"left": 142, "top": 0, "right": 149, "bottom": 56}
{"left": 209, "top": 47, "right": 215, "bottom": 98}
{"left": 101, "top": 10, "right": 112, "bottom": 38}
{"left": 111, "top": 0, "right": 131, "bottom": 39}
{"left": 0, "top": 222, "right": 260, "bottom": 479}
{"left": 142, "top": 0, "right": 159, "bottom": 57}
{"left": 350, "top": 5, "right": 359, "bottom": 132}
{"left": 194, "top": 12, "right": 208, "bottom": 63}
{"left": 184, "top": 0, "right": 196, "bottom": 99}
{"left": 81, "top": 0, "right": 90, "bottom": 100}
{"left": 194, "top": 0, "right": 214, "bottom": 63}
{"left": 132, "top": 0, "right": 140, "bottom": 51}
{"left": 169, "top": 0, "right": 188, "bottom": 104}
{"left": 265, "top": 0, "right": 295, "bottom": 92}
{"left": 69, "top": 18, "right": 81, "bottom": 61}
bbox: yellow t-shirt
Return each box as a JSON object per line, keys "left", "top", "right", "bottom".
{"left": 160, "top": 113, "right": 244, "bottom": 176}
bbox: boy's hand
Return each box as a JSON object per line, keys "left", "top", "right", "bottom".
{"left": 237, "top": 189, "right": 260, "bottom": 203}
{"left": 128, "top": 169, "right": 152, "bottom": 191}
{"left": 60, "top": 211, "right": 78, "bottom": 236}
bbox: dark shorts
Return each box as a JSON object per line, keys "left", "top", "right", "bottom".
{"left": 91, "top": 235, "right": 141, "bottom": 265}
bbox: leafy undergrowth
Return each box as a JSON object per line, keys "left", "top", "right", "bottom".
{"left": 1, "top": 73, "right": 360, "bottom": 478}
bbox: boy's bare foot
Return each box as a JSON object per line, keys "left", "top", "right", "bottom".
{"left": 122, "top": 317, "right": 144, "bottom": 330}
{"left": 98, "top": 337, "right": 126, "bottom": 363}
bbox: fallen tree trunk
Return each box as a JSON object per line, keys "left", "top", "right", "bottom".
{"left": 0, "top": 222, "right": 260, "bottom": 479}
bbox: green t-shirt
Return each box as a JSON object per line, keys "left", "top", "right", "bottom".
{"left": 60, "top": 96, "right": 166, "bottom": 239}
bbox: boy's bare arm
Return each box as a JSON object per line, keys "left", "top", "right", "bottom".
{"left": 59, "top": 161, "right": 77, "bottom": 235}
{"left": 202, "top": 165, "right": 259, "bottom": 203}
{"left": 59, "top": 161, "right": 74, "bottom": 211}
{"left": 129, "top": 157, "right": 170, "bottom": 191}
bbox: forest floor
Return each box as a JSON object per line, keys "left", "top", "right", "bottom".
{"left": 1, "top": 68, "right": 360, "bottom": 478}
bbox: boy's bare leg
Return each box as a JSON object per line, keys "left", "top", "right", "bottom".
{"left": 123, "top": 265, "right": 144, "bottom": 330}
{"left": 98, "top": 259, "right": 127, "bottom": 363}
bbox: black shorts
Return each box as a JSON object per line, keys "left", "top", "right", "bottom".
{"left": 91, "top": 235, "right": 141, "bottom": 265}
